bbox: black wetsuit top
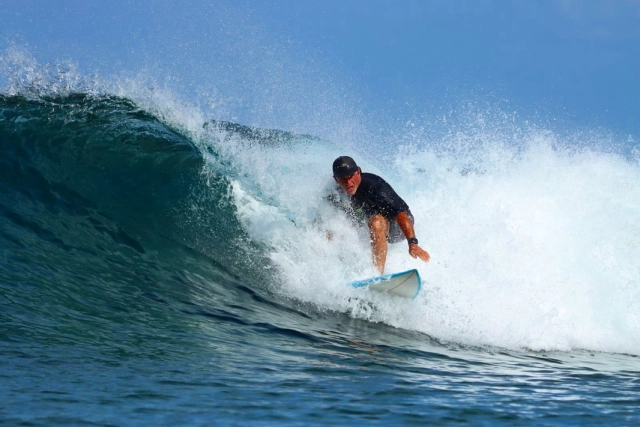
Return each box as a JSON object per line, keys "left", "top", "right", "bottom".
{"left": 327, "top": 172, "right": 413, "bottom": 242}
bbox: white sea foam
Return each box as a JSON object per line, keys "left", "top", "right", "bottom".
{"left": 221, "top": 123, "right": 640, "bottom": 355}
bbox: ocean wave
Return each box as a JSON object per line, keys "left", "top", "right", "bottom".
{"left": 2, "top": 80, "right": 639, "bottom": 356}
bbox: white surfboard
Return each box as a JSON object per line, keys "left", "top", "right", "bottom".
{"left": 348, "top": 269, "right": 421, "bottom": 299}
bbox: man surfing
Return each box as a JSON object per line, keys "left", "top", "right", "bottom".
{"left": 328, "top": 156, "right": 430, "bottom": 274}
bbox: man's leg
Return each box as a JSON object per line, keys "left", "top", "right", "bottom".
{"left": 368, "top": 214, "right": 390, "bottom": 274}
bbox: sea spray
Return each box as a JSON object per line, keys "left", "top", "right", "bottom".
{"left": 219, "top": 121, "right": 640, "bottom": 354}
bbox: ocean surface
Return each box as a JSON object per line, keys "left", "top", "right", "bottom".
{"left": 1, "top": 83, "right": 640, "bottom": 425}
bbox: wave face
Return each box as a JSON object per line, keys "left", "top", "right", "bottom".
{"left": 0, "top": 93, "right": 264, "bottom": 270}
{"left": 1, "top": 89, "right": 640, "bottom": 425}
{"left": 0, "top": 93, "right": 281, "bottom": 356}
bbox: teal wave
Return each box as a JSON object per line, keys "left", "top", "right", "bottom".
{"left": 0, "top": 93, "right": 282, "bottom": 346}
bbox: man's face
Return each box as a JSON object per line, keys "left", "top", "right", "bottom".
{"left": 334, "top": 168, "right": 361, "bottom": 196}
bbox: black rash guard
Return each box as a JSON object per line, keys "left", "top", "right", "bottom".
{"left": 327, "top": 172, "right": 413, "bottom": 243}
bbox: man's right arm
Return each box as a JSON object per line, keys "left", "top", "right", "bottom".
{"left": 316, "top": 185, "right": 349, "bottom": 240}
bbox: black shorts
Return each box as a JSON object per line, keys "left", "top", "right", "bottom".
{"left": 387, "top": 212, "right": 413, "bottom": 244}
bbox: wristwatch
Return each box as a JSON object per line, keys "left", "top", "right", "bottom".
{"left": 407, "top": 237, "right": 419, "bottom": 245}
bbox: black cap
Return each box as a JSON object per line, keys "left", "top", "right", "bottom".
{"left": 332, "top": 156, "right": 359, "bottom": 178}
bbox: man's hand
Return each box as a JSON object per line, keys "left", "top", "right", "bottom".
{"left": 409, "top": 243, "right": 430, "bottom": 263}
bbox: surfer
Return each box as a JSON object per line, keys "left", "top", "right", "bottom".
{"left": 328, "top": 156, "right": 430, "bottom": 274}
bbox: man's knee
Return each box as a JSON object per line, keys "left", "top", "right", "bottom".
{"left": 368, "top": 214, "right": 389, "bottom": 236}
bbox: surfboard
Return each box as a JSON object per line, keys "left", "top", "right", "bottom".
{"left": 348, "top": 269, "right": 421, "bottom": 299}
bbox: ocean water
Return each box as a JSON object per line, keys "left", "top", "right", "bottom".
{"left": 1, "top": 60, "right": 640, "bottom": 426}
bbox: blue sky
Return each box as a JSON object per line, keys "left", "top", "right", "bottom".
{"left": 1, "top": 0, "right": 639, "bottom": 143}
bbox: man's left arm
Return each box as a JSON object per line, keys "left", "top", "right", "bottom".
{"left": 396, "top": 212, "right": 431, "bottom": 263}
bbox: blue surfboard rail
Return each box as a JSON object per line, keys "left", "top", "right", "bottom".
{"left": 348, "top": 269, "right": 422, "bottom": 300}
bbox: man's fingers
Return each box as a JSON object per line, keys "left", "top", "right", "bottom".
{"left": 410, "top": 246, "right": 430, "bottom": 262}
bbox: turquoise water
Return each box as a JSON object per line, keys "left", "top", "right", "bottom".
{"left": 1, "top": 91, "right": 639, "bottom": 425}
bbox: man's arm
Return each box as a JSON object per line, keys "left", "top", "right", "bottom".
{"left": 318, "top": 185, "right": 352, "bottom": 240}
{"left": 396, "top": 212, "right": 430, "bottom": 263}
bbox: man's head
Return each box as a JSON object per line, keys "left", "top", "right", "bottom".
{"left": 333, "top": 156, "right": 361, "bottom": 196}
